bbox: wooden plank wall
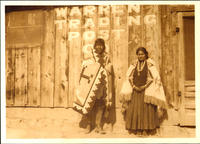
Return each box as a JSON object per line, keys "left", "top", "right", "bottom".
{"left": 128, "top": 5, "right": 142, "bottom": 65}
{"left": 68, "top": 7, "right": 82, "bottom": 107}
{"left": 6, "top": 48, "right": 15, "bottom": 106}
{"left": 5, "top": 5, "right": 194, "bottom": 108}
{"left": 160, "top": 5, "right": 194, "bottom": 109}
{"left": 171, "top": 7, "right": 179, "bottom": 109}
{"left": 54, "top": 7, "right": 68, "bottom": 107}
{"left": 128, "top": 5, "right": 162, "bottom": 70}
{"left": 161, "top": 5, "right": 174, "bottom": 106}
{"left": 98, "top": 6, "right": 111, "bottom": 55}
{"left": 179, "top": 11, "right": 195, "bottom": 126}
{"left": 5, "top": 13, "right": 15, "bottom": 107}
{"left": 40, "top": 10, "right": 55, "bottom": 107}
{"left": 6, "top": 10, "right": 44, "bottom": 107}
{"left": 111, "top": 5, "right": 128, "bottom": 107}
{"left": 27, "top": 46, "right": 40, "bottom": 106}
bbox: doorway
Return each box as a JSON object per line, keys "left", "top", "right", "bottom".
{"left": 178, "top": 12, "right": 195, "bottom": 126}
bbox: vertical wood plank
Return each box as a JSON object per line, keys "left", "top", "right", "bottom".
{"left": 54, "top": 16, "right": 61, "bottom": 107}
{"left": 161, "top": 5, "right": 168, "bottom": 103}
{"left": 82, "top": 6, "right": 97, "bottom": 61}
{"left": 27, "top": 47, "right": 40, "bottom": 106}
{"left": 111, "top": 5, "right": 128, "bottom": 107}
{"left": 60, "top": 27, "right": 69, "bottom": 108}
{"left": 59, "top": 9, "right": 69, "bottom": 108}
{"left": 41, "top": 10, "right": 55, "bottom": 107}
{"left": 140, "top": 6, "right": 146, "bottom": 48}
{"left": 128, "top": 5, "right": 142, "bottom": 66}
{"left": 143, "top": 5, "right": 161, "bottom": 70}
{"left": 54, "top": 7, "right": 68, "bottom": 107}
{"left": 166, "top": 6, "right": 174, "bottom": 106}
{"left": 15, "top": 48, "right": 27, "bottom": 106}
{"left": 6, "top": 49, "right": 15, "bottom": 106}
{"left": 68, "top": 7, "right": 82, "bottom": 107}
{"left": 97, "top": 5, "right": 111, "bottom": 55}
{"left": 171, "top": 8, "right": 179, "bottom": 108}
{"left": 6, "top": 13, "right": 15, "bottom": 106}
{"left": 155, "top": 6, "right": 162, "bottom": 73}
{"left": 160, "top": 5, "right": 174, "bottom": 106}
{"left": 177, "top": 12, "right": 185, "bottom": 125}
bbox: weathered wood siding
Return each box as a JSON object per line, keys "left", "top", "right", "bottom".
{"left": 5, "top": 5, "right": 194, "bottom": 110}
{"left": 40, "top": 10, "right": 55, "bottom": 107}
{"left": 54, "top": 8, "right": 69, "bottom": 107}
{"left": 111, "top": 5, "right": 128, "bottom": 107}
{"left": 68, "top": 7, "right": 82, "bottom": 107}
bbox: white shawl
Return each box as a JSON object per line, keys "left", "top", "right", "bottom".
{"left": 120, "top": 58, "right": 167, "bottom": 109}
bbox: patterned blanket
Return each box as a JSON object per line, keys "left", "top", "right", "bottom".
{"left": 73, "top": 62, "right": 107, "bottom": 114}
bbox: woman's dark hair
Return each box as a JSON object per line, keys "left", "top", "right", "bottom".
{"left": 136, "top": 47, "right": 149, "bottom": 59}
{"left": 94, "top": 38, "right": 106, "bottom": 52}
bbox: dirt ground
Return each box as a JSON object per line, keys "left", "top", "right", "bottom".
{"left": 6, "top": 107, "right": 195, "bottom": 139}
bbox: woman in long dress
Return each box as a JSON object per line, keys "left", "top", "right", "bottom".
{"left": 120, "top": 47, "right": 167, "bottom": 136}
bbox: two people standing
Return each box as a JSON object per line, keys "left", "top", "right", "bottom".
{"left": 75, "top": 39, "right": 167, "bottom": 136}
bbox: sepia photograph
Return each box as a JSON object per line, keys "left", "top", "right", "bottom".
{"left": 1, "top": 1, "right": 199, "bottom": 143}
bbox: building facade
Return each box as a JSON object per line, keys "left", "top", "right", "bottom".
{"left": 5, "top": 5, "right": 195, "bottom": 126}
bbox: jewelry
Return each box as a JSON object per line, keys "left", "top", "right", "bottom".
{"left": 137, "top": 61, "right": 145, "bottom": 76}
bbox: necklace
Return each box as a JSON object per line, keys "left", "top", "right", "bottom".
{"left": 137, "top": 61, "right": 145, "bottom": 76}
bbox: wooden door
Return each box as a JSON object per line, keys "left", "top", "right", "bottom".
{"left": 178, "top": 12, "right": 195, "bottom": 126}
{"left": 5, "top": 9, "right": 69, "bottom": 108}
{"left": 6, "top": 10, "right": 44, "bottom": 107}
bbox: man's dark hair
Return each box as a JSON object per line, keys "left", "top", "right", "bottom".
{"left": 94, "top": 38, "right": 106, "bottom": 52}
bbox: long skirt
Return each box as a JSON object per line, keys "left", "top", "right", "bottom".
{"left": 125, "top": 90, "right": 159, "bottom": 131}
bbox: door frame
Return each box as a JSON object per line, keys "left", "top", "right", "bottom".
{"left": 177, "top": 11, "right": 195, "bottom": 126}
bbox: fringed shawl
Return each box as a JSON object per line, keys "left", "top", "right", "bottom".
{"left": 120, "top": 58, "right": 167, "bottom": 109}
